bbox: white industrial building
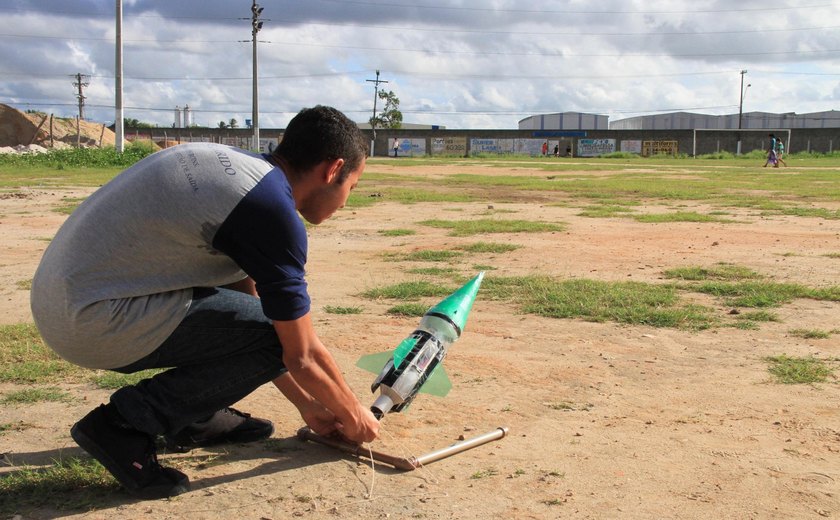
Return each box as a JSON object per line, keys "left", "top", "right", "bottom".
{"left": 519, "top": 112, "right": 609, "bottom": 131}
{"left": 609, "top": 110, "right": 840, "bottom": 130}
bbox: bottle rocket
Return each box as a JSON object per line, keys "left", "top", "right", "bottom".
{"left": 366, "top": 272, "right": 485, "bottom": 419}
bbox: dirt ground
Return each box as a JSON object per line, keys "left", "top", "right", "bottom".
{"left": 1, "top": 162, "right": 839, "bottom": 519}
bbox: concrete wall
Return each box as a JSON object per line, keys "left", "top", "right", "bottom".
{"left": 370, "top": 128, "right": 840, "bottom": 156}
{"left": 125, "top": 126, "right": 840, "bottom": 157}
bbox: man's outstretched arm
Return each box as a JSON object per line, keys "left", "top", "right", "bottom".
{"left": 272, "top": 313, "right": 379, "bottom": 444}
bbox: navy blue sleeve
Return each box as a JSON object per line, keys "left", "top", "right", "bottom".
{"left": 212, "top": 169, "right": 310, "bottom": 321}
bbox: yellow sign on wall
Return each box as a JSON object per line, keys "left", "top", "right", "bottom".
{"left": 642, "top": 140, "right": 678, "bottom": 156}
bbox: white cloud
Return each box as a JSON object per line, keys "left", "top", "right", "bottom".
{"left": 1, "top": 0, "right": 838, "bottom": 128}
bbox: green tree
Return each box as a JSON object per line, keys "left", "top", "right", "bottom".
{"left": 218, "top": 121, "right": 228, "bottom": 129}
{"left": 124, "top": 118, "right": 155, "bottom": 128}
{"left": 229, "top": 118, "right": 239, "bottom": 128}
{"left": 370, "top": 90, "right": 403, "bottom": 129}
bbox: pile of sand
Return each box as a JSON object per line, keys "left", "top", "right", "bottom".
{"left": 0, "top": 103, "right": 116, "bottom": 149}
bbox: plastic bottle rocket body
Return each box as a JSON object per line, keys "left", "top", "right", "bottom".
{"left": 370, "top": 272, "right": 484, "bottom": 419}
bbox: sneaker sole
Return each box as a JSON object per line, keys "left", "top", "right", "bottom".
{"left": 165, "top": 422, "right": 274, "bottom": 451}
{"left": 71, "top": 422, "right": 190, "bottom": 499}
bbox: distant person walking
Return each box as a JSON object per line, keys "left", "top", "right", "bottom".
{"left": 776, "top": 138, "right": 788, "bottom": 167}
{"left": 392, "top": 138, "right": 400, "bottom": 158}
{"left": 553, "top": 144, "right": 559, "bottom": 157}
{"left": 763, "top": 133, "right": 779, "bottom": 168}
{"left": 541, "top": 141, "right": 548, "bottom": 156}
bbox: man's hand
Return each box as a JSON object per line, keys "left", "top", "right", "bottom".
{"left": 299, "top": 399, "right": 337, "bottom": 437}
{"left": 335, "top": 405, "right": 380, "bottom": 444}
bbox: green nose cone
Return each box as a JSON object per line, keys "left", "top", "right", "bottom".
{"left": 427, "top": 271, "right": 485, "bottom": 333}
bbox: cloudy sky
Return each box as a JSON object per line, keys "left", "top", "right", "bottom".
{"left": 1, "top": 0, "right": 838, "bottom": 129}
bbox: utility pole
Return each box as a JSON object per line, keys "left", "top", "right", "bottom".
{"left": 251, "top": 0, "right": 264, "bottom": 152}
{"left": 115, "top": 0, "right": 124, "bottom": 152}
{"left": 366, "top": 70, "right": 388, "bottom": 156}
{"left": 72, "top": 73, "right": 89, "bottom": 120}
{"left": 736, "top": 69, "right": 748, "bottom": 155}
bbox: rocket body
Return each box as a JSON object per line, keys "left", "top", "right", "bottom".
{"left": 369, "top": 272, "right": 484, "bottom": 418}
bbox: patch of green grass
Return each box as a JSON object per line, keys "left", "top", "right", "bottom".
{"left": 663, "top": 263, "right": 762, "bottom": 281}
{"left": 386, "top": 303, "right": 429, "bottom": 317}
{"left": 344, "top": 191, "right": 382, "bottom": 208}
{"left": 694, "top": 281, "right": 809, "bottom": 308}
{"left": 384, "top": 188, "right": 474, "bottom": 204}
{"left": 1, "top": 387, "right": 72, "bottom": 405}
{"left": 0, "top": 457, "right": 118, "bottom": 514}
{"left": 90, "top": 369, "right": 166, "bottom": 390}
{"left": 0, "top": 421, "right": 34, "bottom": 435}
{"left": 469, "top": 467, "right": 499, "bottom": 479}
{"left": 53, "top": 196, "right": 87, "bottom": 215}
{"left": 809, "top": 286, "right": 840, "bottom": 301}
{"left": 457, "top": 241, "right": 521, "bottom": 254}
{"left": 379, "top": 228, "right": 416, "bottom": 237}
{"left": 577, "top": 204, "right": 636, "bottom": 218}
{"left": 779, "top": 206, "right": 840, "bottom": 220}
{"left": 323, "top": 305, "right": 364, "bottom": 315}
{"left": 633, "top": 211, "right": 737, "bottom": 223}
{"left": 361, "top": 281, "right": 455, "bottom": 300}
{"left": 16, "top": 279, "right": 32, "bottom": 290}
{"left": 822, "top": 252, "right": 840, "bottom": 258}
{"left": 419, "top": 219, "right": 565, "bottom": 236}
{"left": 403, "top": 249, "right": 464, "bottom": 262}
{"left": 0, "top": 142, "right": 155, "bottom": 174}
{"left": 734, "top": 310, "right": 780, "bottom": 322}
{"left": 0, "top": 324, "right": 82, "bottom": 383}
{"left": 406, "top": 266, "right": 458, "bottom": 277}
{"left": 483, "top": 276, "right": 715, "bottom": 330}
{"left": 472, "top": 264, "right": 496, "bottom": 271}
{"left": 765, "top": 355, "right": 833, "bottom": 384}
{"left": 729, "top": 320, "right": 759, "bottom": 330}
{"left": 788, "top": 328, "right": 832, "bottom": 340}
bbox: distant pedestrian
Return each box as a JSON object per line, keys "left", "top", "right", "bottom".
{"left": 541, "top": 141, "right": 548, "bottom": 156}
{"left": 553, "top": 144, "right": 559, "bottom": 157}
{"left": 763, "top": 133, "right": 778, "bottom": 168}
{"left": 393, "top": 138, "right": 400, "bottom": 158}
{"left": 776, "top": 138, "right": 788, "bottom": 167}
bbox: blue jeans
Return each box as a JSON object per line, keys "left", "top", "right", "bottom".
{"left": 110, "top": 287, "right": 286, "bottom": 436}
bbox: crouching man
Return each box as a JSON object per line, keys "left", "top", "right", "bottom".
{"left": 31, "top": 105, "right": 380, "bottom": 499}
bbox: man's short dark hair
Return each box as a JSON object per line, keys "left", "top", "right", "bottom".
{"left": 272, "top": 106, "right": 368, "bottom": 183}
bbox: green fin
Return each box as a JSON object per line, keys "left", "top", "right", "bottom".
{"left": 356, "top": 351, "right": 393, "bottom": 373}
{"left": 420, "top": 364, "right": 452, "bottom": 397}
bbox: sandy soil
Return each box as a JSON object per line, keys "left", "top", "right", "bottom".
{"left": 1, "top": 163, "right": 839, "bottom": 519}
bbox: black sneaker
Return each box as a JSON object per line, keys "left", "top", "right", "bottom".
{"left": 164, "top": 408, "right": 273, "bottom": 452}
{"left": 70, "top": 404, "right": 190, "bottom": 499}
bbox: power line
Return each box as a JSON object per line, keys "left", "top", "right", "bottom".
{"left": 6, "top": 67, "right": 840, "bottom": 83}
{"left": 262, "top": 40, "right": 840, "bottom": 60}
{"left": 1, "top": 2, "right": 833, "bottom": 18}
{"left": 314, "top": 0, "right": 837, "bottom": 15}
{"left": 3, "top": 23, "right": 839, "bottom": 41}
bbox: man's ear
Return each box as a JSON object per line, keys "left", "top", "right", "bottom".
{"left": 324, "top": 158, "right": 345, "bottom": 184}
